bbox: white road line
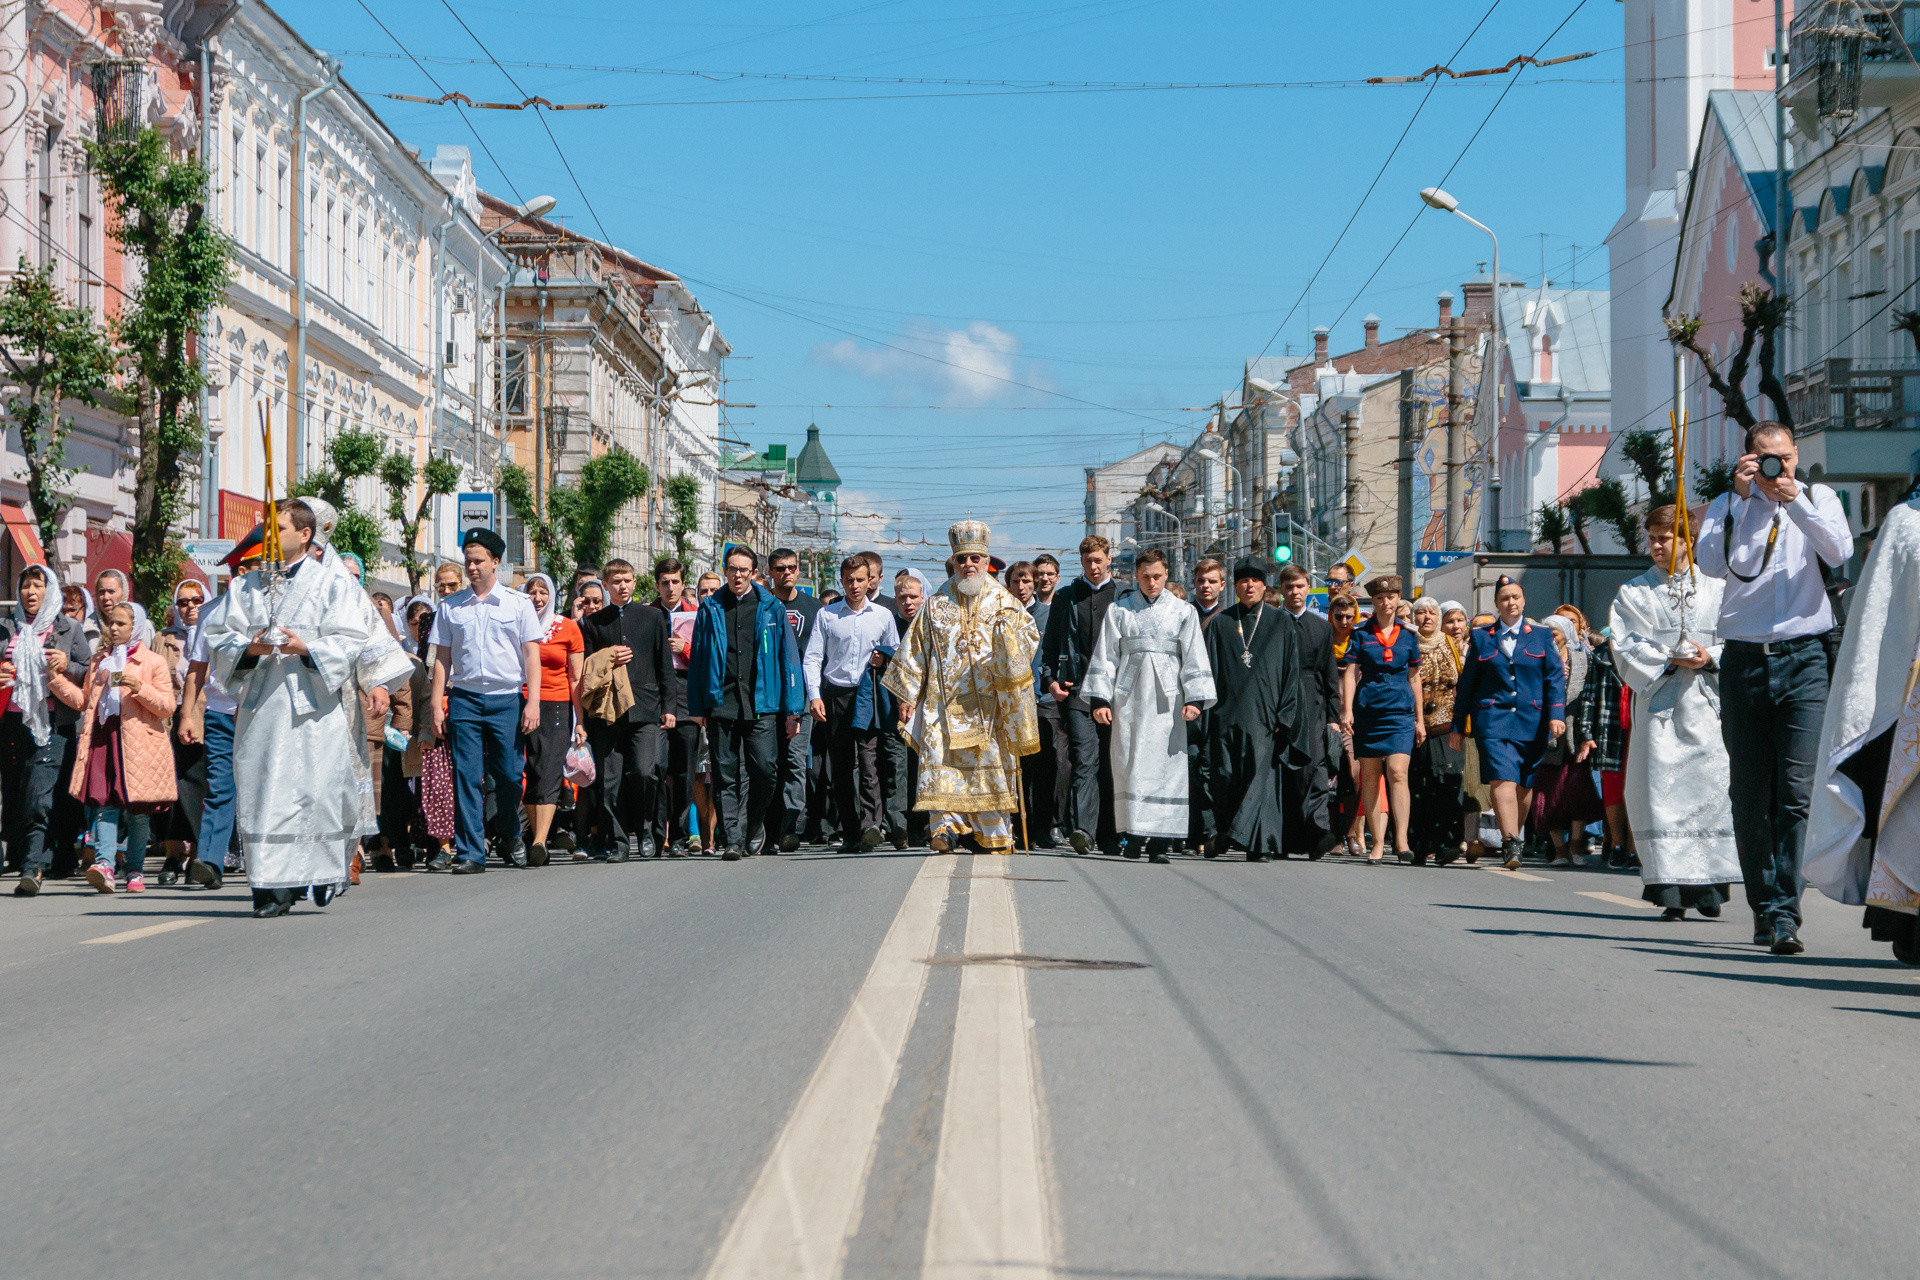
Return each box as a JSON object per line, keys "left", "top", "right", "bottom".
{"left": 1484, "top": 866, "right": 1552, "bottom": 882}
{"left": 1577, "top": 890, "right": 1660, "bottom": 911}
{"left": 923, "top": 858, "right": 1054, "bottom": 1280}
{"left": 79, "top": 920, "right": 206, "bottom": 945}
{"left": 704, "top": 853, "right": 957, "bottom": 1280}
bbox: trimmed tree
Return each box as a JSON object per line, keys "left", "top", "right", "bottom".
{"left": 497, "top": 463, "right": 569, "bottom": 574}
{"left": 664, "top": 471, "right": 701, "bottom": 562}
{"left": 0, "top": 259, "right": 117, "bottom": 555}
{"left": 88, "top": 126, "right": 231, "bottom": 603}
{"left": 382, "top": 450, "right": 462, "bottom": 595}
{"left": 553, "top": 447, "right": 651, "bottom": 573}
{"left": 291, "top": 427, "right": 385, "bottom": 566}
{"left": 1533, "top": 501, "right": 1570, "bottom": 553}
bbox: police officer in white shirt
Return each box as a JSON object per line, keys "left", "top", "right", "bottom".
{"left": 804, "top": 553, "right": 900, "bottom": 853}
{"left": 1693, "top": 421, "right": 1855, "bottom": 955}
{"left": 426, "top": 528, "right": 543, "bottom": 873}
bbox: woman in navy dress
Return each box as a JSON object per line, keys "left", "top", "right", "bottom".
{"left": 1449, "top": 576, "right": 1568, "bottom": 870}
{"left": 1339, "top": 575, "right": 1424, "bottom": 863}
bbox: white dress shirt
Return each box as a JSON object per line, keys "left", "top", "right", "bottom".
{"left": 427, "top": 583, "right": 542, "bottom": 695}
{"left": 184, "top": 615, "right": 238, "bottom": 716}
{"left": 1498, "top": 620, "right": 1522, "bottom": 657}
{"left": 1693, "top": 484, "right": 1854, "bottom": 643}
{"left": 803, "top": 597, "right": 900, "bottom": 701}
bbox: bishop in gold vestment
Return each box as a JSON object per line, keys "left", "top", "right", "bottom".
{"left": 882, "top": 520, "right": 1040, "bottom": 851}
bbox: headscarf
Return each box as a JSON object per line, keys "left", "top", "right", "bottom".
{"left": 898, "top": 567, "right": 934, "bottom": 599}
{"left": 97, "top": 602, "right": 149, "bottom": 724}
{"left": 1411, "top": 597, "right": 1443, "bottom": 652}
{"left": 526, "top": 572, "right": 558, "bottom": 632}
{"left": 9, "top": 565, "right": 64, "bottom": 747}
{"left": 570, "top": 577, "right": 605, "bottom": 619}
{"left": 338, "top": 551, "right": 365, "bottom": 582}
{"left": 73, "top": 586, "right": 99, "bottom": 640}
{"left": 168, "top": 579, "right": 204, "bottom": 632}
{"left": 1543, "top": 613, "right": 1588, "bottom": 705}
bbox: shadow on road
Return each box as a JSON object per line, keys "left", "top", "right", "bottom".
{"left": 1659, "top": 968, "right": 1920, "bottom": 999}
{"left": 1414, "top": 1049, "right": 1691, "bottom": 1067}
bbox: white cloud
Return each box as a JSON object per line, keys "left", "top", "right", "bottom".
{"left": 810, "top": 320, "right": 1043, "bottom": 406}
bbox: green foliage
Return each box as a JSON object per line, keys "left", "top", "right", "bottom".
{"left": 664, "top": 471, "right": 701, "bottom": 561}
{"left": 382, "top": 450, "right": 462, "bottom": 594}
{"left": 289, "top": 427, "right": 386, "bottom": 567}
{"left": 89, "top": 127, "right": 231, "bottom": 604}
{"left": 552, "top": 447, "right": 651, "bottom": 572}
{"left": 498, "top": 463, "right": 569, "bottom": 574}
{"left": 1695, "top": 457, "right": 1737, "bottom": 503}
{"left": 1564, "top": 487, "right": 1595, "bottom": 554}
{"left": 1532, "top": 501, "right": 1571, "bottom": 553}
{"left": 0, "top": 259, "right": 117, "bottom": 553}
{"left": 1619, "top": 430, "right": 1674, "bottom": 509}
{"left": 1580, "top": 475, "right": 1641, "bottom": 556}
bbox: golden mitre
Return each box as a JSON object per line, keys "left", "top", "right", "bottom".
{"left": 948, "top": 519, "right": 990, "bottom": 556}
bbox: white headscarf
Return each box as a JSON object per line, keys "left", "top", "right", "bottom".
{"left": 131, "top": 601, "right": 153, "bottom": 649}
{"left": 1439, "top": 599, "right": 1466, "bottom": 619}
{"left": 526, "top": 572, "right": 558, "bottom": 632}
{"left": 95, "top": 602, "right": 137, "bottom": 724}
{"left": 9, "top": 564, "right": 64, "bottom": 747}
{"left": 899, "top": 568, "right": 934, "bottom": 598}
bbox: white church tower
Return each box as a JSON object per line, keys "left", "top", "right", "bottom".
{"left": 1608, "top": 0, "right": 1786, "bottom": 445}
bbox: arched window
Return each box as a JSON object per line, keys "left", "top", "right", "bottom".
{"left": 1538, "top": 334, "right": 1554, "bottom": 383}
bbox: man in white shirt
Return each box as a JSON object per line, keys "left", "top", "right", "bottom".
{"left": 805, "top": 554, "right": 901, "bottom": 853}
{"left": 427, "top": 528, "right": 543, "bottom": 874}
{"left": 1693, "top": 421, "right": 1855, "bottom": 955}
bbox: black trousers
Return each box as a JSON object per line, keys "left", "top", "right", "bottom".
{"left": 880, "top": 720, "right": 911, "bottom": 837}
{"left": 660, "top": 721, "right": 702, "bottom": 846}
{"left": 823, "top": 685, "right": 883, "bottom": 840}
{"left": 1721, "top": 637, "right": 1827, "bottom": 925}
{"left": 1024, "top": 709, "right": 1071, "bottom": 845}
{"left": 591, "top": 718, "right": 666, "bottom": 852}
{"left": 1064, "top": 704, "right": 1115, "bottom": 844}
{"left": 760, "top": 712, "right": 813, "bottom": 850}
{"left": 380, "top": 743, "right": 415, "bottom": 854}
{"left": 710, "top": 713, "right": 778, "bottom": 850}
{"left": 3, "top": 716, "right": 73, "bottom": 873}
{"left": 806, "top": 726, "right": 838, "bottom": 842}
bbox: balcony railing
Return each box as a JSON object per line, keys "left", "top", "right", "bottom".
{"left": 1789, "top": 2, "right": 1920, "bottom": 121}
{"left": 1785, "top": 357, "right": 1920, "bottom": 432}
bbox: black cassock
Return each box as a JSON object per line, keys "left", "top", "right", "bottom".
{"left": 1203, "top": 602, "right": 1303, "bottom": 858}
{"left": 1282, "top": 607, "right": 1340, "bottom": 855}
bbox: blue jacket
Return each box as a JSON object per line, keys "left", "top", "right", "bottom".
{"left": 688, "top": 584, "right": 805, "bottom": 719}
{"left": 1453, "top": 620, "right": 1567, "bottom": 743}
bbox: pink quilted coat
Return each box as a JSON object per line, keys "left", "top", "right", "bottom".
{"left": 61, "top": 645, "right": 177, "bottom": 805}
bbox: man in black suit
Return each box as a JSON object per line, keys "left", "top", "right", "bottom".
{"left": 1277, "top": 562, "right": 1341, "bottom": 857}
{"left": 652, "top": 558, "right": 702, "bottom": 855}
{"left": 763, "top": 547, "right": 824, "bottom": 853}
{"left": 581, "top": 558, "right": 676, "bottom": 860}
{"left": 1041, "top": 535, "right": 1119, "bottom": 854}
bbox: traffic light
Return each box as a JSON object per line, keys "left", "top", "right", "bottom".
{"left": 1273, "top": 531, "right": 1293, "bottom": 564}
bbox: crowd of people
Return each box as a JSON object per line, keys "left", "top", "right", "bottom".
{"left": 5, "top": 419, "right": 1913, "bottom": 963}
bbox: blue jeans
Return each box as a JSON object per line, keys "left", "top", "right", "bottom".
{"left": 197, "top": 710, "right": 237, "bottom": 867}
{"left": 1720, "top": 637, "right": 1827, "bottom": 926}
{"left": 87, "top": 804, "right": 150, "bottom": 879}
{"left": 448, "top": 688, "right": 525, "bottom": 866}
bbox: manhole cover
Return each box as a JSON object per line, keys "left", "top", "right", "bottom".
{"left": 946, "top": 875, "right": 1065, "bottom": 882}
{"left": 924, "top": 953, "right": 1147, "bottom": 970}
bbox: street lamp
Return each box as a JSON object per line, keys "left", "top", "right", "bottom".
{"left": 484, "top": 194, "right": 558, "bottom": 243}
{"left": 1420, "top": 185, "right": 1506, "bottom": 549}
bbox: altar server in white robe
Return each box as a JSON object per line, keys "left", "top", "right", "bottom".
{"left": 1806, "top": 499, "right": 1920, "bottom": 963}
{"left": 1083, "top": 547, "right": 1215, "bottom": 862}
{"left": 1609, "top": 504, "right": 1740, "bottom": 920}
{"left": 202, "top": 499, "right": 396, "bottom": 917}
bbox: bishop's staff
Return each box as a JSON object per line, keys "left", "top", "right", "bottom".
{"left": 1667, "top": 409, "right": 1700, "bottom": 659}
{"left": 257, "top": 401, "right": 291, "bottom": 655}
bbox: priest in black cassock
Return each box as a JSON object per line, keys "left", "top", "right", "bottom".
{"left": 1276, "top": 562, "right": 1340, "bottom": 857}
{"left": 1203, "top": 561, "right": 1305, "bottom": 861}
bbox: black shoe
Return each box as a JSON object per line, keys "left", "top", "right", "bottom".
{"left": 1068, "top": 829, "right": 1093, "bottom": 855}
{"left": 860, "top": 826, "right": 884, "bottom": 852}
{"left": 1148, "top": 849, "right": 1170, "bottom": 864}
{"left": 1502, "top": 837, "right": 1523, "bottom": 871}
{"left": 451, "top": 859, "right": 486, "bottom": 875}
{"left": 607, "top": 844, "right": 628, "bottom": 864}
{"left": 13, "top": 867, "right": 42, "bottom": 897}
{"left": 1247, "top": 851, "right": 1266, "bottom": 863}
{"left": 1753, "top": 924, "right": 1770, "bottom": 945}
{"left": 1604, "top": 844, "right": 1628, "bottom": 869}
{"left": 1661, "top": 906, "right": 1687, "bottom": 921}
{"left": 186, "top": 858, "right": 221, "bottom": 889}
{"left": 253, "top": 900, "right": 290, "bottom": 918}
{"left": 312, "top": 884, "right": 336, "bottom": 907}
{"left": 781, "top": 833, "right": 800, "bottom": 853}
{"left": 639, "top": 837, "right": 657, "bottom": 860}
{"left": 372, "top": 854, "right": 397, "bottom": 873}
{"left": 158, "top": 866, "right": 180, "bottom": 887}
{"left": 427, "top": 851, "right": 453, "bottom": 872}
{"left": 1047, "top": 827, "right": 1068, "bottom": 848}
{"left": 889, "top": 827, "right": 909, "bottom": 851}
{"left": 527, "top": 843, "right": 549, "bottom": 868}
{"left": 1122, "top": 843, "right": 1141, "bottom": 859}
{"left": 506, "top": 844, "right": 528, "bottom": 869}
{"left": 1695, "top": 895, "right": 1721, "bottom": 918}
{"left": 721, "top": 847, "right": 741, "bottom": 862}
{"left": 1769, "top": 919, "right": 1804, "bottom": 955}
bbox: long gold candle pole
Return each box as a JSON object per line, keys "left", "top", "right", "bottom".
{"left": 260, "top": 401, "right": 281, "bottom": 566}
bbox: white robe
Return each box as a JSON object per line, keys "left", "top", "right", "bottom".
{"left": 1608, "top": 565, "right": 1741, "bottom": 886}
{"left": 1082, "top": 589, "right": 1215, "bottom": 837}
{"left": 201, "top": 556, "right": 396, "bottom": 889}
{"left": 1806, "top": 500, "right": 1920, "bottom": 912}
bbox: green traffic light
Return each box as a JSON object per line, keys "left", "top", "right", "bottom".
{"left": 1273, "top": 544, "right": 1293, "bottom": 563}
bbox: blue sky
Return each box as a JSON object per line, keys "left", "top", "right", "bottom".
{"left": 280, "top": 0, "right": 1633, "bottom": 574}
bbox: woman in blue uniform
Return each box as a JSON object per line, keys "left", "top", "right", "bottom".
{"left": 1339, "top": 575, "right": 1424, "bottom": 863}
{"left": 1449, "top": 576, "right": 1567, "bottom": 870}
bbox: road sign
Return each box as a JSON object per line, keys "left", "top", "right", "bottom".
{"left": 457, "top": 493, "right": 495, "bottom": 537}
{"left": 183, "top": 540, "right": 235, "bottom": 573}
{"left": 1414, "top": 550, "right": 1470, "bottom": 569}
{"left": 1338, "top": 548, "right": 1371, "bottom": 582}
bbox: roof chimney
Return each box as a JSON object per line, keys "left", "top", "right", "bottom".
{"left": 1312, "top": 325, "right": 1329, "bottom": 364}
{"left": 1437, "top": 291, "right": 1454, "bottom": 326}
{"left": 1363, "top": 315, "right": 1381, "bottom": 350}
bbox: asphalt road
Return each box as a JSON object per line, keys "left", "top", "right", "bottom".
{"left": 2, "top": 847, "right": 1912, "bottom": 1280}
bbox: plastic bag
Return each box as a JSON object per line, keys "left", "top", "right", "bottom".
{"left": 564, "top": 742, "right": 596, "bottom": 786}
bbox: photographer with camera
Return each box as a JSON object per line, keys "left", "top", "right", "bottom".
{"left": 1694, "top": 421, "right": 1854, "bottom": 956}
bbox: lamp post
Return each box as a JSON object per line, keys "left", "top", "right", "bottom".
{"left": 481, "top": 196, "right": 558, "bottom": 549}
{"left": 1420, "top": 185, "right": 1506, "bottom": 549}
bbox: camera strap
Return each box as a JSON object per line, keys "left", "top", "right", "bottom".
{"left": 1722, "top": 502, "right": 1781, "bottom": 585}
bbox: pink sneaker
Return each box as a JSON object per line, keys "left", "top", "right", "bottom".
{"left": 85, "top": 863, "right": 116, "bottom": 894}
{"left": 125, "top": 874, "right": 145, "bottom": 894}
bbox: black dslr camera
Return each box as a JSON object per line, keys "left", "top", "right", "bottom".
{"left": 1757, "top": 454, "right": 1787, "bottom": 480}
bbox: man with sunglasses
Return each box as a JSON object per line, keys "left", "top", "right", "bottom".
{"left": 1694, "top": 421, "right": 1853, "bottom": 956}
